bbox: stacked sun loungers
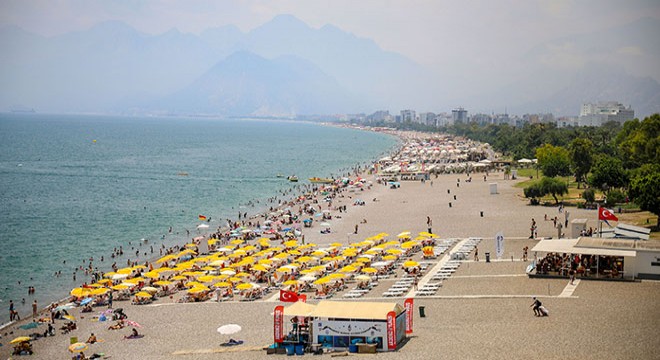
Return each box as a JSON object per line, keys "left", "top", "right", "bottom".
{"left": 453, "top": 237, "right": 482, "bottom": 258}
{"left": 382, "top": 278, "right": 414, "bottom": 297}
{"left": 343, "top": 288, "right": 370, "bottom": 298}
{"left": 415, "top": 282, "right": 442, "bottom": 296}
{"left": 431, "top": 260, "right": 462, "bottom": 281}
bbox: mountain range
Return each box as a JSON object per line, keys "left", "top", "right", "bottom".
{"left": 1, "top": 15, "right": 658, "bottom": 117}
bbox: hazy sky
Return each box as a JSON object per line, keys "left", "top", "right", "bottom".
{"left": 2, "top": 0, "right": 658, "bottom": 70}
{"left": 1, "top": 0, "right": 659, "bottom": 115}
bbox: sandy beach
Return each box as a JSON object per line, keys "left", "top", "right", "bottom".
{"left": 2, "top": 159, "right": 659, "bottom": 359}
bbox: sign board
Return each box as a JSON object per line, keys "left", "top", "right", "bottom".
{"left": 495, "top": 232, "right": 504, "bottom": 259}
{"left": 386, "top": 311, "right": 397, "bottom": 350}
{"left": 404, "top": 298, "right": 413, "bottom": 334}
{"left": 274, "top": 305, "right": 284, "bottom": 343}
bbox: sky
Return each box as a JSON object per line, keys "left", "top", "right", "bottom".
{"left": 1, "top": 0, "right": 658, "bottom": 69}
{"left": 1, "top": 0, "right": 659, "bottom": 115}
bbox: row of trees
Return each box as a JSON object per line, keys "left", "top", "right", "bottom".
{"left": 363, "top": 114, "right": 659, "bottom": 228}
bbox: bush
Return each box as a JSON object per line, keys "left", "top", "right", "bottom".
{"left": 606, "top": 189, "right": 626, "bottom": 205}
{"left": 582, "top": 188, "right": 595, "bottom": 204}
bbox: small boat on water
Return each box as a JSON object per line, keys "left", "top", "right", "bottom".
{"left": 276, "top": 174, "right": 284, "bottom": 178}
{"left": 308, "top": 177, "right": 335, "bottom": 184}
{"left": 287, "top": 175, "right": 299, "bottom": 182}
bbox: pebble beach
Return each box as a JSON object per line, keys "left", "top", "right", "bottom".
{"left": 2, "top": 144, "right": 659, "bottom": 360}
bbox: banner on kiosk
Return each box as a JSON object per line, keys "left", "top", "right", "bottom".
{"left": 274, "top": 305, "right": 284, "bottom": 343}
{"left": 404, "top": 298, "right": 414, "bottom": 334}
{"left": 386, "top": 311, "right": 397, "bottom": 350}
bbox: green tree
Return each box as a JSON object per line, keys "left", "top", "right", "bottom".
{"left": 535, "top": 144, "right": 570, "bottom": 178}
{"left": 588, "top": 155, "right": 628, "bottom": 193}
{"left": 616, "top": 114, "right": 660, "bottom": 169}
{"left": 539, "top": 176, "right": 568, "bottom": 204}
{"left": 629, "top": 172, "right": 660, "bottom": 229}
{"left": 568, "top": 137, "right": 593, "bottom": 188}
{"left": 582, "top": 188, "right": 595, "bottom": 204}
{"left": 523, "top": 177, "right": 568, "bottom": 205}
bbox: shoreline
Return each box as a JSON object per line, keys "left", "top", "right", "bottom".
{"left": 3, "top": 128, "right": 658, "bottom": 360}
{"left": 0, "top": 123, "right": 400, "bottom": 328}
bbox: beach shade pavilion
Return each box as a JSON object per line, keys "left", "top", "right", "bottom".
{"left": 273, "top": 300, "right": 410, "bottom": 353}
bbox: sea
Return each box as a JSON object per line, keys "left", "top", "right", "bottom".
{"left": 0, "top": 113, "right": 398, "bottom": 324}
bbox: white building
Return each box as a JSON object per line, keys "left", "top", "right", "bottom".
{"left": 579, "top": 101, "right": 635, "bottom": 126}
{"left": 452, "top": 107, "right": 468, "bottom": 124}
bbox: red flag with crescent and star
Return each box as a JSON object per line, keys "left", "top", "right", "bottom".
{"left": 598, "top": 206, "right": 619, "bottom": 227}
{"left": 279, "top": 289, "right": 299, "bottom": 302}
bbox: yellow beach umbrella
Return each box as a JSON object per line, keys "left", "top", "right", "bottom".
{"left": 236, "top": 283, "right": 255, "bottom": 290}
{"left": 116, "top": 267, "right": 133, "bottom": 275}
{"left": 287, "top": 250, "right": 302, "bottom": 256}
{"left": 252, "top": 264, "right": 269, "bottom": 272}
{"left": 187, "top": 287, "right": 208, "bottom": 294}
{"left": 70, "top": 288, "right": 90, "bottom": 297}
{"left": 297, "top": 256, "right": 313, "bottom": 263}
{"left": 185, "top": 281, "right": 204, "bottom": 288}
{"left": 229, "top": 277, "right": 242, "bottom": 283}
{"left": 361, "top": 267, "right": 378, "bottom": 274}
{"left": 283, "top": 240, "right": 298, "bottom": 248}
{"left": 156, "top": 255, "right": 176, "bottom": 264}
{"left": 91, "top": 288, "right": 109, "bottom": 295}
{"left": 215, "top": 281, "right": 232, "bottom": 288}
{"left": 383, "top": 255, "right": 397, "bottom": 261}
{"left": 123, "top": 277, "right": 144, "bottom": 284}
{"left": 230, "top": 239, "right": 244, "bottom": 245}
{"left": 132, "top": 265, "right": 147, "bottom": 270}
{"left": 153, "top": 280, "right": 172, "bottom": 286}
{"left": 386, "top": 249, "right": 403, "bottom": 255}
{"left": 10, "top": 336, "right": 31, "bottom": 344}
{"left": 200, "top": 266, "right": 216, "bottom": 271}
{"left": 111, "top": 284, "right": 129, "bottom": 291}
{"left": 197, "top": 275, "right": 217, "bottom": 283}
{"left": 403, "top": 261, "right": 420, "bottom": 268}
{"left": 143, "top": 271, "right": 160, "bottom": 279}
{"left": 209, "top": 260, "right": 226, "bottom": 267}
{"left": 97, "top": 279, "right": 113, "bottom": 285}
{"left": 235, "top": 272, "right": 251, "bottom": 278}
{"left": 135, "top": 291, "right": 152, "bottom": 298}
{"left": 313, "top": 277, "right": 331, "bottom": 285}
{"left": 171, "top": 275, "right": 187, "bottom": 281}
{"left": 355, "top": 257, "right": 370, "bottom": 263}
{"left": 397, "top": 231, "right": 411, "bottom": 238}
{"left": 330, "top": 242, "right": 343, "bottom": 247}
{"left": 328, "top": 273, "right": 345, "bottom": 279}
{"left": 339, "top": 266, "right": 357, "bottom": 273}
{"left": 282, "top": 280, "right": 300, "bottom": 286}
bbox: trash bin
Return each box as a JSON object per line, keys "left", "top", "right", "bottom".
{"left": 485, "top": 252, "right": 490, "bottom": 263}
{"left": 348, "top": 344, "right": 358, "bottom": 353}
{"left": 295, "top": 344, "right": 305, "bottom": 355}
{"left": 419, "top": 306, "right": 426, "bottom": 318}
{"left": 285, "top": 344, "right": 295, "bottom": 356}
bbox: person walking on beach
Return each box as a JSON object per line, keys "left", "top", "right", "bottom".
{"left": 427, "top": 216, "right": 432, "bottom": 234}
{"left": 530, "top": 297, "right": 542, "bottom": 316}
{"left": 32, "top": 299, "right": 37, "bottom": 318}
{"left": 474, "top": 247, "right": 479, "bottom": 261}
{"left": 9, "top": 299, "right": 14, "bottom": 321}
{"left": 354, "top": 224, "right": 358, "bottom": 234}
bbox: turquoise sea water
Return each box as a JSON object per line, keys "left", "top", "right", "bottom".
{"left": 0, "top": 114, "right": 397, "bottom": 323}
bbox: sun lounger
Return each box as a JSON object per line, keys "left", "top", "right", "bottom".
{"left": 415, "top": 290, "right": 436, "bottom": 296}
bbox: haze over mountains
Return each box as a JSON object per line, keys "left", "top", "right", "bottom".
{"left": 1, "top": 14, "right": 658, "bottom": 117}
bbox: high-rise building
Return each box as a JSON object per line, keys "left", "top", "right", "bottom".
{"left": 400, "top": 110, "right": 416, "bottom": 123}
{"left": 579, "top": 101, "right": 635, "bottom": 126}
{"left": 452, "top": 107, "right": 468, "bottom": 123}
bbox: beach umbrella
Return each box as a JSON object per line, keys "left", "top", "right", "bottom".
{"left": 110, "top": 284, "right": 129, "bottom": 291}
{"left": 63, "top": 315, "right": 76, "bottom": 322}
{"left": 313, "top": 277, "right": 331, "bottom": 285}
{"left": 220, "top": 269, "right": 236, "bottom": 276}
{"left": 141, "top": 286, "right": 159, "bottom": 294}
{"left": 217, "top": 324, "right": 242, "bottom": 335}
{"left": 403, "top": 261, "right": 420, "bottom": 268}
{"left": 19, "top": 322, "right": 41, "bottom": 330}
{"left": 70, "top": 288, "right": 90, "bottom": 297}
{"left": 197, "top": 224, "right": 209, "bottom": 229}
{"left": 283, "top": 240, "right": 298, "bottom": 248}
{"left": 153, "top": 280, "right": 172, "bottom": 286}
{"left": 230, "top": 239, "right": 244, "bottom": 245}
{"left": 68, "top": 342, "right": 88, "bottom": 353}
{"left": 397, "top": 231, "right": 411, "bottom": 238}
{"left": 236, "top": 283, "right": 254, "bottom": 290}
{"left": 215, "top": 282, "right": 232, "bottom": 288}
{"left": 361, "top": 267, "right": 378, "bottom": 274}
{"left": 171, "top": 275, "right": 188, "bottom": 281}
{"left": 56, "top": 303, "right": 76, "bottom": 311}
{"left": 282, "top": 280, "right": 300, "bottom": 286}
{"left": 10, "top": 336, "right": 31, "bottom": 344}
{"left": 328, "top": 273, "right": 345, "bottom": 279}
{"left": 355, "top": 275, "right": 372, "bottom": 282}
{"left": 252, "top": 264, "right": 269, "bottom": 272}
{"left": 319, "top": 222, "right": 331, "bottom": 227}
{"left": 156, "top": 255, "right": 176, "bottom": 264}
{"left": 91, "top": 288, "right": 110, "bottom": 295}
{"left": 80, "top": 297, "right": 94, "bottom": 306}
{"left": 135, "top": 291, "right": 152, "bottom": 298}
{"left": 112, "top": 273, "right": 129, "bottom": 281}
{"left": 143, "top": 271, "right": 160, "bottom": 279}
{"left": 299, "top": 275, "right": 317, "bottom": 282}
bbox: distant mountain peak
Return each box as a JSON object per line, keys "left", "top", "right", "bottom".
{"left": 254, "top": 14, "right": 311, "bottom": 33}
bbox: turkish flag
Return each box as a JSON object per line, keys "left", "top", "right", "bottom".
{"left": 279, "top": 290, "right": 299, "bottom": 302}
{"left": 598, "top": 207, "right": 619, "bottom": 222}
